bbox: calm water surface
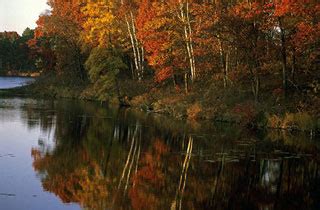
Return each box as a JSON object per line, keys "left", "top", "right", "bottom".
{"left": 0, "top": 77, "right": 34, "bottom": 89}
{"left": 0, "top": 98, "right": 319, "bottom": 210}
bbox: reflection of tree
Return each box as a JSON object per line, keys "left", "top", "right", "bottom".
{"left": 28, "top": 100, "right": 320, "bottom": 210}
{"left": 172, "top": 136, "right": 193, "bottom": 210}
{"left": 129, "top": 139, "right": 171, "bottom": 210}
{"left": 117, "top": 123, "right": 141, "bottom": 193}
{"left": 33, "top": 147, "right": 109, "bottom": 209}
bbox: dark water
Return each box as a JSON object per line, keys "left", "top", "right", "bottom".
{"left": 0, "top": 77, "right": 34, "bottom": 89}
{"left": 0, "top": 98, "right": 319, "bottom": 210}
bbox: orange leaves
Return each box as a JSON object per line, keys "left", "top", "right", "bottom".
{"left": 27, "top": 0, "right": 320, "bottom": 92}
{"left": 34, "top": 15, "right": 47, "bottom": 38}
{"left": 48, "top": 0, "right": 84, "bottom": 24}
{"left": 271, "top": 0, "right": 320, "bottom": 56}
{"left": 155, "top": 67, "right": 173, "bottom": 83}
{"left": 274, "top": 0, "right": 317, "bottom": 18}
{"left": 135, "top": 0, "right": 153, "bottom": 40}
{"left": 232, "top": 2, "right": 263, "bottom": 20}
{"left": 137, "top": 1, "right": 204, "bottom": 82}
{"left": 26, "top": 39, "right": 37, "bottom": 49}
{"left": 34, "top": 0, "right": 85, "bottom": 40}
{"left": 274, "top": 0, "right": 290, "bottom": 17}
{"left": 293, "top": 22, "right": 320, "bottom": 56}
{"left": 136, "top": 1, "right": 176, "bottom": 82}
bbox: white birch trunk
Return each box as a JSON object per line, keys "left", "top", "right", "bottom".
{"left": 130, "top": 12, "right": 143, "bottom": 81}
{"left": 186, "top": 2, "right": 196, "bottom": 80}
{"left": 178, "top": 1, "right": 196, "bottom": 83}
{"left": 125, "top": 15, "right": 139, "bottom": 79}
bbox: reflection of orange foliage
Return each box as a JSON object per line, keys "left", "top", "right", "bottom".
{"left": 42, "top": 165, "right": 109, "bottom": 208}
{"left": 31, "top": 148, "right": 41, "bottom": 160}
{"left": 32, "top": 148, "right": 52, "bottom": 171}
{"left": 31, "top": 148, "right": 109, "bottom": 209}
{"left": 129, "top": 140, "right": 169, "bottom": 210}
{"left": 129, "top": 187, "right": 160, "bottom": 210}
{"left": 154, "top": 139, "right": 169, "bottom": 158}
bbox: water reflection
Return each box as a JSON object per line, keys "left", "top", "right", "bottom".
{"left": 12, "top": 99, "right": 319, "bottom": 210}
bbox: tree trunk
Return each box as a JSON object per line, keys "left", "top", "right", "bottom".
{"left": 179, "top": 1, "right": 196, "bottom": 83}
{"left": 130, "top": 12, "right": 143, "bottom": 81}
{"left": 125, "top": 15, "right": 139, "bottom": 79}
{"left": 279, "top": 17, "right": 288, "bottom": 94}
{"left": 219, "top": 39, "right": 229, "bottom": 88}
{"left": 291, "top": 48, "right": 296, "bottom": 83}
{"left": 251, "top": 22, "right": 260, "bottom": 102}
{"left": 184, "top": 73, "right": 189, "bottom": 94}
{"left": 186, "top": 2, "right": 196, "bottom": 81}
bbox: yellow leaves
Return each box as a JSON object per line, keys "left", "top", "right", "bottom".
{"left": 81, "top": 0, "right": 117, "bottom": 47}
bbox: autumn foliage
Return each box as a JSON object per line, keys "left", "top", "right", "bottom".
{"left": 7, "top": 0, "right": 319, "bottom": 100}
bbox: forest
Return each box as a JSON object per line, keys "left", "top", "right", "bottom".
{"left": 1, "top": 0, "right": 320, "bottom": 131}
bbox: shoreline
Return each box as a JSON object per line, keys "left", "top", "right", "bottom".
{"left": 1, "top": 80, "right": 319, "bottom": 137}
{"left": 0, "top": 71, "right": 41, "bottom": 78}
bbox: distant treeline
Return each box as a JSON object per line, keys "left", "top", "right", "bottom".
{"left": 0, "top": 28, "right": 36, "bottom": 74}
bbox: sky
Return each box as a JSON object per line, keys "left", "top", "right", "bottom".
{"left": 0, "top": 0, "right": 50, "bottom": 35}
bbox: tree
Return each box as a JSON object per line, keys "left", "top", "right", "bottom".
{"left": 0, "top": 30, "right": 36, "bottom": 73}
{"left": 82, "top": 0, "right": 146, "bottom": 81}
{"left": 85, "top": 47, "right": 128, "bottom": 101}
{"left": 136, "top": 0, "right": 198, "bottom": 93}
{"left": 32, "top": 0, "right": 87, "bottom": 81}
{"left": 81, "top": 0, "right": 117, "bottom": 47}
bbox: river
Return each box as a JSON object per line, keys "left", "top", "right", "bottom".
{"left": 0, "top": 98, "right": 319, "bottom": 210}
{"left": 0, "top": 77, "right": 34, "bottom": 89}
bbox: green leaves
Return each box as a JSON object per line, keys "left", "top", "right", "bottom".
{"left": 85, "top": 47, "right": 127, "bottom": 101}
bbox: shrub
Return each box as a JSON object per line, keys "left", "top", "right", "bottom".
{"left": 231, "top": 101, "right": 257, "bottom": 125}
{"left": 282, "top": 113, "right": 298, "bottom": 130}
{"left": 187, "top": 103, "right": 202, "bottom": 120}
{"left": 294, "top": 112, "right": 315, "bottom": 131}
{"left": 267, "top": 114, "right": 282, "bottom": 128}
{"left": 267, "top": 112, "right": 316, "bottom": 131}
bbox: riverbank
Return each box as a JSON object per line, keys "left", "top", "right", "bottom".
{"left": 2, "top": 70, "right": 41, "bottom": 77}
{"left": 2, "top": 74, "right": 320, "bottom": 135}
